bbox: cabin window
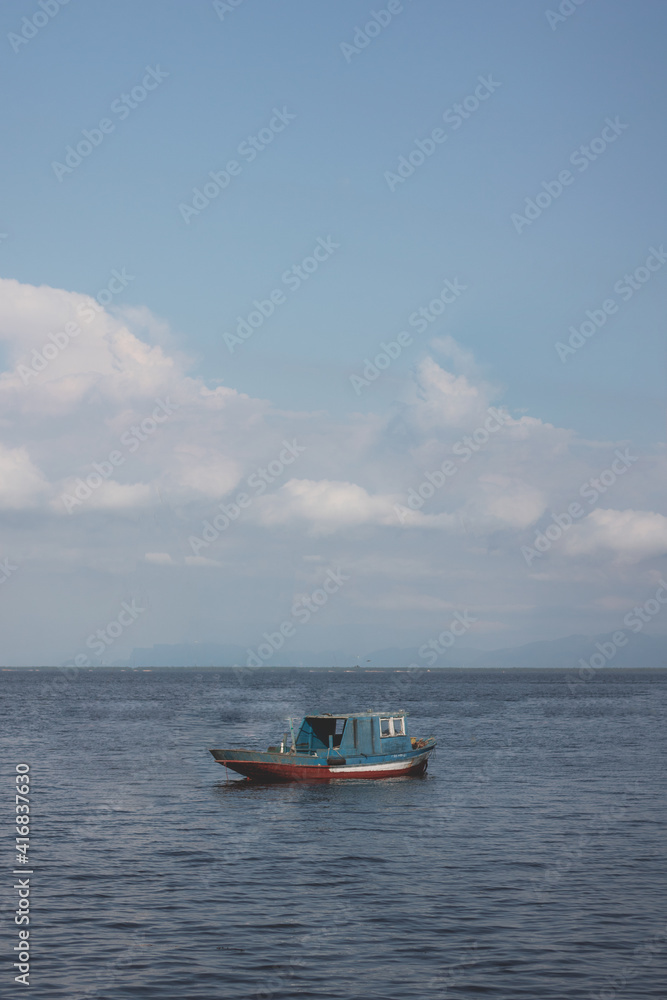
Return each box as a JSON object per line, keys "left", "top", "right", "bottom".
{"left": 301, "top": 717, "right": 347, "bottom": 749}
{"left": 380, "top": 716, "right": 405, "bottom": 737}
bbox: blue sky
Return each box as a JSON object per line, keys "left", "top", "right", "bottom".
{"left": 0, "top": 0, "right": 665, "bottom": 664}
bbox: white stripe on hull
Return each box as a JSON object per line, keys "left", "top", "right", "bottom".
{"left": 328, "top": 750, "right": 431, "bottom": 774}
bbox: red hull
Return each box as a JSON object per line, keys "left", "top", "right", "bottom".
{"left": 213, "top": 754, "right": 430, "bottom": 782}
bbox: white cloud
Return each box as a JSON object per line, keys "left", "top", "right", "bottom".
{"left": 430, "top": 334, "right": 478, "bottom": 375}
{"left": 0, "top": 443, "right": 49, "bottom": 508}
{"left": 0, "top": 275, "right": 665, "bottom": 662}
{"left": 255, "top": 478, "right": 398, "bottom": 534}
{"left": 406, "top": 356, "right": 485, "bottom": 428}
{"left": 52, "top": 480, "right": 153, "bottom": 515}
{"left": 474, "top": 474, "right": 546, "bottom": 529}
{"left": 167, "top": 446, "right": 242, "bottom": 499}
{"left": 564, "top": 508, "right": 667, "bottom": 563}
{"left": 145, "top": 552, "right": 175, "bottom": 565}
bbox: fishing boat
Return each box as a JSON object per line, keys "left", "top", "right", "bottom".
{"left": 209, "top": 711, "right": 435, "bottom": 782}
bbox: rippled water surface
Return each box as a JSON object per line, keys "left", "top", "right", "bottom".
{"left": 1, "top": 667, "right": 666, "bottom": 999}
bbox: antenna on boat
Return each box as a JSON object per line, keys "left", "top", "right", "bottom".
{"left": 288, "top": 717, "right": 296, "bottom": 752}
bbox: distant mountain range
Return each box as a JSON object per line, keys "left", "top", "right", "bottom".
{"left": 119, "top": 632, "right": 667, "bottom": 669}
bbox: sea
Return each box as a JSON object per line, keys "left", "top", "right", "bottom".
{"left": 1, "top": 666, "right": 666, "bottom": 1000}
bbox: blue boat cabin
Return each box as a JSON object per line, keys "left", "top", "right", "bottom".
{"left": 293, "top": 711, "right": 412, "bottom": 761}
